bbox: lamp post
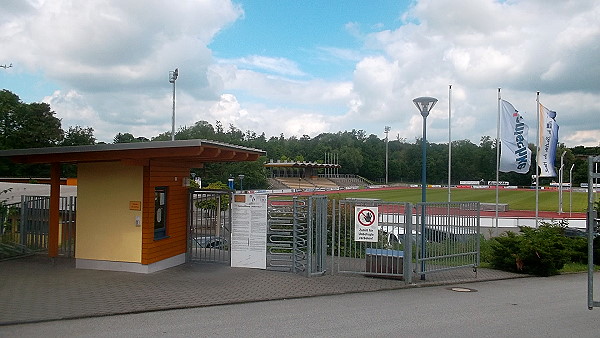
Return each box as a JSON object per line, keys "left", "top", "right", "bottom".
{"left": 169, "top": 68, "right": 179, "bottom": 141}
{"left": 413, "top": 96, "right": 437, "bottom": 280}
{"left": 385, "top": 126, "right": 390, "bottom": 185}
{"left": 569, "top": 164, "right": 575, "bottom": 216}
{"left": 413, "top": 97, "right": 438, "bottom": 203}
{"left": 238, "top": 174, "right": 245, "bottom": 191}
{"left": 559, "top": 151, "right": 566, "bottom": 213}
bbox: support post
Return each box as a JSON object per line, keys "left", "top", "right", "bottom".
{"left": 49, "top": 163, "right": 61, "bottom": 257}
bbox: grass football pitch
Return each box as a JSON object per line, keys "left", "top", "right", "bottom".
{"left": 324, "top": 187, "right": 591, "bottom": 212}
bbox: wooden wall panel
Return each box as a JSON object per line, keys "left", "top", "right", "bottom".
{"left": 141, "top": 163, "right": 190, "bottom": 265}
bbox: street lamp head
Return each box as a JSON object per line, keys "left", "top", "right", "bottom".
{"left": 413, "top": 97, "right": 438, "bottom": 118}
{"left": 384, "top": 126, "right": 390, "bottom": 133}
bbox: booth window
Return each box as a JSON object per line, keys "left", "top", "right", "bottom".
{"left": 154, "top": 186, "right": 168, "bottom": 239}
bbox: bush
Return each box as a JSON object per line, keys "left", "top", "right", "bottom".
{"left": 489, "top": 223, "right": 575, "bottom": 276}
{"left": 194, "top": 181, "right": 230, "bottom": 211}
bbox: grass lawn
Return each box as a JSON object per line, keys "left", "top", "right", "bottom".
{"left": 323, "top": 187, "right": 590, "bottom": 212}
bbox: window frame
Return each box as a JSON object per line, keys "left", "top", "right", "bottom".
{"left": 154, "top": 186, "right": 168, "bottom": 240}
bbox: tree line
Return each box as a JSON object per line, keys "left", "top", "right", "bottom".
{"left": 1, "top": 90, "right": 597, "bottom": 189}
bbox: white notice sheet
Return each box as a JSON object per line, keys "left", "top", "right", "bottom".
{"left": 230, "top": 194, "right": 267, "bottom": 269}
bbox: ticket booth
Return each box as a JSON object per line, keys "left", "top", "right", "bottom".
{"left": 0, "top": 140, "right": 264, "bottom": 273}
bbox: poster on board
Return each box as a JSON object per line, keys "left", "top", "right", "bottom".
{"left": 230, "top": 194, "right": 267, "bottom": 269}
{"left": 355, "top": 206, "right": 378, "bottom": 242}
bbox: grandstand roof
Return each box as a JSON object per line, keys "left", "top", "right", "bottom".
{"left": 264, "top": 161, "right": 340, "bottom": 169}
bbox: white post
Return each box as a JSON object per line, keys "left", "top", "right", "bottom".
{"left": 171, "top": 78, "right": 176, "bottom": 141}
{"left": 385, "top": 126, "right": 390, "bottom": 185}
{"left": 448, "top": 84, "right": 452, "bottom": 202}
{"left": 495, "top": 88, "right": 501, "bottom": 231}
{"left": 559, "top": 151, "right": 566, "bottom": 213}
{"left": 169, "top": 68, "right": 179, "bottom": 141}
{"left": 569, "top": 164, "right": 575, "bottom": 216}
{"left": 535, "top": 91, "right": 540, "bottom": 227}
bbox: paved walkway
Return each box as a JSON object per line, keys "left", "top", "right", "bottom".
{"left": 0, "top": 255, "right": 525, "bottom": 325}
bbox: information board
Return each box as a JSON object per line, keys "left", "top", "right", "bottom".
{"left": 230, "top": 194, "right": 267, "bottom": 269}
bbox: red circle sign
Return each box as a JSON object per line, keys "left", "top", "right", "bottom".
{"left": 357, "top": 208, "right": 376, "bottom": 226}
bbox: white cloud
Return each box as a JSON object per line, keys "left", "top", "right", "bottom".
{"left": 1, "top": 0, "right": 598, "bottom": 147}
{"left": 219, "top": 56, "right": 306, "bottom": 77}
{"left": 1, "top": 0, "right": 241, "bottom": 141}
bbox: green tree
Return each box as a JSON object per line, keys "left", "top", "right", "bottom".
{"left": 0, "top": 90, "right": 63, "bottom": 177}
{"left": 0, "top": 91, "right": 62, "bottom": 149}
{"left": 196, "top": 157, "right": 268, "bottom": 190}
{"left": 113, "top": 132, "right": 136, "bottom": 143}
{"left": 176, "top": 120, "right": 215, "bottom": 140}
{"left": 195, "top": 181, "right": 230, "bottom": 211}
{"left": 61, "top": 126, "right": 96, "bottom": 146}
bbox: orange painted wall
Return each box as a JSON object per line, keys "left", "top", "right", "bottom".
{"left": 141, "top": 162, "right": 190, "bottom": 265}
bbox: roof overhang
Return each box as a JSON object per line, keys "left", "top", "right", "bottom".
{"left": 0, "top": 139, "right": 266, "bottom": 167}
{"left": 264, "top": 161, "right": 340, "bottom": 169}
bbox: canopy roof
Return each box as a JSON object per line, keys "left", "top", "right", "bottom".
{"left": 0, "top": 139, "right": 265, "bottom": 167}
{"left": 264, "top": 161, "right": 340, "bottom": 169}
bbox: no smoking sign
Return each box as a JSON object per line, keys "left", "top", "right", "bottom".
{"left": 355, "top": 206, "right": 378, "bottom": 242}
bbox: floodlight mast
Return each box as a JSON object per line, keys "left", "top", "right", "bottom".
{"left": 385, "top": 126, "right": 390, "bottom": 184}
{"left": 169, "top": 68, "right": 179, "bottom": 141}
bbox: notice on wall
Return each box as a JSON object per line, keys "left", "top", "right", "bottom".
{"left": 230, "top": 194, "right": 267, "bottom": 269}
{"left": 355, "top": 206, "right": 378, "bottom": 242}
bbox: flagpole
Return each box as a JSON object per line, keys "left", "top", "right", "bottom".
{"left": 535, "top": 91, "right": 540, "bottom": 227}
{"left": 495, "top": 88, "right": 501, "bottom": 232}
{"left": 448, "top": 84, "right": 452, "bottom": 202}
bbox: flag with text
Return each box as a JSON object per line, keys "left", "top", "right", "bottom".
{"left": 499, "top": 100, "right": 531, "bottom": 174}
{"left": 537, "top": 103, "right": 559, "bottom": 177}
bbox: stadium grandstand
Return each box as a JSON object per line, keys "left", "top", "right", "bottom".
{"left": 264, "top": 159, "right": 371, "bottom": 190}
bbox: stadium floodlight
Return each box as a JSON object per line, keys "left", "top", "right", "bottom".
{"left": 169, "top": 68, "right": 179, "bottom": 141}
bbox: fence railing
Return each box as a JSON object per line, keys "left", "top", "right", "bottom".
{"left": 0, "top": 196, "right": 76, "bottom": 259}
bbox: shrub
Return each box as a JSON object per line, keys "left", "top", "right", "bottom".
{"left": 489, "top": 223, "right": 573, "bottom": 276}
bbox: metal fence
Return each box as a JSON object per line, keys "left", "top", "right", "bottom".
{"left": 185, "top": 191, "right": 482, "bottom": 284}
{"left": 188, "top": 190, "right": 232, "bottom": 264}
{"left": 331, "top": 199, "right": 413, "bottom": 282}
{"left": 414, "top": 202, "right": 480, "bottom": 280}
{"left": 267, "top": 194, "right": 327, "bottom": 276}
{"left": 330, "top": 199, "right": 481, "bottom": 283}
{"left": 0, "top": 195, "right": 76, "bottom": 258}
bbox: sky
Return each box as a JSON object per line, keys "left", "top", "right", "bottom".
{"left": 0, "top": 0, "right": 599, "bottom": 148}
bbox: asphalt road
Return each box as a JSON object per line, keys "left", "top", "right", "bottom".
{"left": 2, "top": 272, "right": 600, "bottom": 337}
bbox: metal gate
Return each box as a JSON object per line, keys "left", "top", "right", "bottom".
{"left": 331, "top": 199, "right": 414, "bottom": 282}
{"left": 14, "top": 195, "right": 76, "bottom": 257}
{"left": 267, "top": 194, "right": 327, "bottom": 276}
{"left": 188, "top": 190, "right": 232, "bottom": 264}
{"left": 415, "top": 202, "right": 480, "bottom": 279}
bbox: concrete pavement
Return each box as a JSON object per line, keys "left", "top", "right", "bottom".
{"left": 1, "top": 254, "right": 525, "bottom": 325}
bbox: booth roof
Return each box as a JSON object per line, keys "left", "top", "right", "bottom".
{"left": 0, "top": 139, "right": 266, "bottom": 165}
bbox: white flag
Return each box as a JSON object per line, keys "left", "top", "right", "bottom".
{"left": 499, "top": 100, "right": 531, "bottom": 173}
{"left": 537, "top": 103, "right": 559, "bottom": 177}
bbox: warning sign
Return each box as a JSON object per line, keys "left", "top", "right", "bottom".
{"left": 355, "top": 206, "right": 378, "bottom": 242}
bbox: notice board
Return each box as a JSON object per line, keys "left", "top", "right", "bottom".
{"left": 230, "top": 194, "right": 267, "bottom": 269}
{"left": 355, "top": 206, "right": 379, "bottom": 242}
